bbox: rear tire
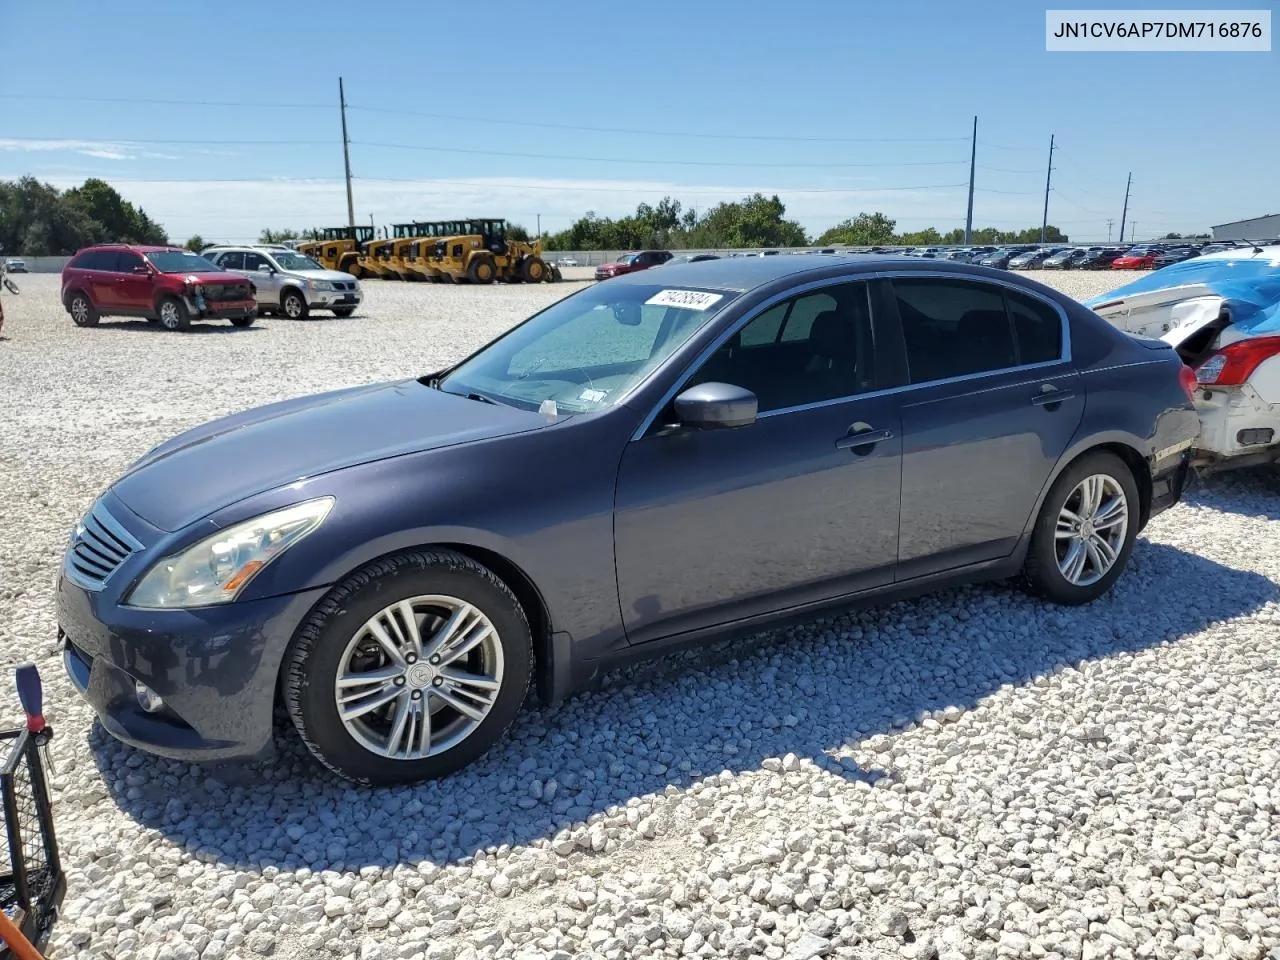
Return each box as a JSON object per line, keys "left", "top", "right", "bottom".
{"left": 518, "top": 257, "right": 546, "bottom": 283}
{"left": 283, "top": 550, "right": 533, "bottom": 785}
{"left": 1022, "top": 451, "right": 1139, "bottom": 605}
{"left": 281, "top": 289, "right": 309, "bottom": 320}
{"left": 68, "top": 292, "right": 99, "bottom": 327}
{"left": 156, "top": 296, "right": 190, "bottom": 331}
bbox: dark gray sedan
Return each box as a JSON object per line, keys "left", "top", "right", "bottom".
{"left": 57, "top": 257, "right": 1200, "bottom": 784}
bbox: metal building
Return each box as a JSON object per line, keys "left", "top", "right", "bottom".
{"left": 1211, "top": 213, "right": 1280, "bottom": 241}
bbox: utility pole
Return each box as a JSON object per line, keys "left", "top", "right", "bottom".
{"left": 1106, "top": 218, "right": 1113, "bottom": 242}
{"left": 1130, "top": 221, "right": 1138, "bottom": 242}
{"left": 964, "top": 115, "right": 977, "bottom": 245}
{"left": 1118, "top": 171, "right": 1131, "bottom": 248}
{"left": 339, "top": 77, "right": 356, "bottom": 230}
{"left": 1040, "top": 134, "right": 1054, "bottom": 244}
{"left": 537, "top": 213, "right": 541, "bottom": 238}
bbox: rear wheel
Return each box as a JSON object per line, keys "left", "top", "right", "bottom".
{"left": 332, "top": 307, "right": 356, "bottom": 318}
{"left": 156, "top": 296, "right": 190, "bottom": 331}
{"left": 467, "top": 256, "right": 496, "bottom": 285}
{"left": 281, "top": 289, "right": 309, "bottom": 320}
{"left": 1023, "top": 451, "right": 1139, "bottom": 605}
{"left": 283, "top": 550, "right": 532, "bottom": 785}
{"left": 69, "top": 292, "right": 99, "bottom": 327}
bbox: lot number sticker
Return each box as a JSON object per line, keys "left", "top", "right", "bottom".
{"left": 645, "top": 289, "right": 725, "bottom": 311}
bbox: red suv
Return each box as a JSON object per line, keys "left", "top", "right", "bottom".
{"left": 61, "top": 245, "right": 258, "bottom": 331}
{"left": 594, "top": 249, "right": 673, "bottom": 281}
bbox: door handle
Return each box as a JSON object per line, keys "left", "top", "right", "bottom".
{"left": 1031, "top": 385, "right": 1075, "bottom": 407}
{"left": 835, "top": 427, "right": 894, "bottom": 450}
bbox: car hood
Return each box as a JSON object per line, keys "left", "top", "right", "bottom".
{"left": 112, "top": 380, "right": 547, "bottom": 531}
{"left": 169, "top": 270, "right": 254, "bottom": 286}
{"left": 281, "top": 268, "right": 358, "bottom": 283}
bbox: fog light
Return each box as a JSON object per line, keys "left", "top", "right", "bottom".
{"left": 1237, "top": 428, "right": 1275, "bottom": 446}
{"left": 135, "top": 681, "right": 163, "bottom": 713}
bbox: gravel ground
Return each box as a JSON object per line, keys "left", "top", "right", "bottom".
{"left": 1, "top": 269, "right": 1278, "bottom": 960}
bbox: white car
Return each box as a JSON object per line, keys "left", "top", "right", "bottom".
{"left": 1086, "top": 245, "right": 1280, "bottom": 473}
{"left": 556, "top": 257, "right": 579, "bottom": 267}
{"left": 4, "top": 257, "right": 27, "bottom": 273}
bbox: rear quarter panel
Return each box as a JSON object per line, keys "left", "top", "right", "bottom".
{"left": 1019, "top": 297, "right": 1199, "bottom": 534}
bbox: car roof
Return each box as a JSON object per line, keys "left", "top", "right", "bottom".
{"left": 606, "top": 253, "right": 1017, "bottom": 293}
{"left": 79, "top": 243, "right": 183, "bottom": 253}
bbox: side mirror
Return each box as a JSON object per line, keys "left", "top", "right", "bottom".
{"left": 133, "top": 264, "right": 152, "bottom": 275}
{"left": 257, "top": 264, "right": 274, "bottom": 273}
{"left": 673, "top": 382, "right": 758, "bottom": 429}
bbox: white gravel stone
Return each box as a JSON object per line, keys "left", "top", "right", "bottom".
{"left": 4, "top": 272, "right": 1280, "bottom": 960}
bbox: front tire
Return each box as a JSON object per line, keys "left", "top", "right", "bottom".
{"left": 68, "top": 292, "right": 99, "bottom": 327}
{"left": 156, "top": 296, "right": 191, "bottom": 331}
{"left": 283, "top": 550, "right": 533, "bottom": 785}
{"left": 281, "top": 289, "right": 309, "bottom": 320}
{"left": 467, "top": 256, "right": 496, "bottom": 285}
{"left": 230, "top": 315, "right": 255, "bottom": 328}
{"left": 331, "top": 307, "right": 356, "bottom": 318}
{"left": 1022, "top": 451, "right": 1139, "bottom": 605}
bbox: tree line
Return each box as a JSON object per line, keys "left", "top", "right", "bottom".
{"left": 0, "top": 177, "right": 167, "bottom": 255}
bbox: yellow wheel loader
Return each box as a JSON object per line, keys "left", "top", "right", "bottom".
{"left": 307, "top": 226, "right": 373, "bottom": 276}
{"left": 431, "top": 219, "right": 554, "bottom": 284}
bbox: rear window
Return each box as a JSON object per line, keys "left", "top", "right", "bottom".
{"left": 70, "top": 250, "right": 117, "bottom": 270}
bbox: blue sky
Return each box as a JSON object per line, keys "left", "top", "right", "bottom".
{"left": 2, "top": 0, "right": 1276, "bottom": 243}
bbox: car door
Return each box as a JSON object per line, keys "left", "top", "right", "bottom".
{"left": 240, "top": 251, "right": 275, "bottom": 303}
{"left": 613, "top": 278, "right": 903, "bottom": 644}
{"left": 85, "top": 250, "right": 124, "bottom": 309}
{"left": 111, "top": 251, "right": 153, "bottom": 313}
{"left": 883, "top": 275, "right": 1084, "bottom": 578}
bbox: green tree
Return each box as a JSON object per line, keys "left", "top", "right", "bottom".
{"left": 505, "top": 223, "right": 531, "bottom": 242}
{"left": 818, "top": 211, "right": 897, "bottom": 246}
{"left": 62, "top": 178, "right": 166, "bottom": 245}
{"left": 259, "top": 227, "right": 301, "bottom": 244}
{"left": 185, "top": 235, "right": 206, "bottom": 252}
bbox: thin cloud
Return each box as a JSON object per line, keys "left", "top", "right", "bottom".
{"left": 0, "top": 139, "right": 182, "bottom": 161}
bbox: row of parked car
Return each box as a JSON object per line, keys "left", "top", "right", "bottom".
{"left": 898, "top": 239, "right": 1268, "bottom": 271}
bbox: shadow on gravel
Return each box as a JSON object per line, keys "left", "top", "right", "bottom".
{"left": 1186, "top": 466, "right": 1280, "bottom": 521}
{"left": 91, "top": 538, "right": 1278, "bottom": 872}
{"left": 94, "top": 320, "right": 262, "bottom": 334}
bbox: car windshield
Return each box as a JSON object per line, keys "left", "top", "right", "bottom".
{"left": 437, "top": 282, "right": 739, "bottom": 413}
{"left": 271, "top": 252, "right": 325, "bottom": 271}
{"left": 144, "top": 250, "right": 223, "bottom": 273}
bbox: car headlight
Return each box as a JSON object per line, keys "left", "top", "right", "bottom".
{"left": 126, "top": 497, "right": 334, "bottom": 609}
{"left": 307, "top": 280, "right": 335, "bottom": 291}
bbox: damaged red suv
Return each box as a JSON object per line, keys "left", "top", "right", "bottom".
{"left": 61, "top": 245, "right": 257, "bottom": 331}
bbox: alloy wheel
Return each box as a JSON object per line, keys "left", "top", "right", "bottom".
{"left": 159, "top": 301, "right": 182, "bottom": 329}
{"left": 1055, "top": 474, "right": 1129, "bottom": 587}
{"left": 334, "top": 595, "right": 505, "bottom": 760}
{"left": 71, "top": 297, "right": 89, "bottom": 324}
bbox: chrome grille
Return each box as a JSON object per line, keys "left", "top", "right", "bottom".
{"left": 67, "top": 502, "right": 142, "bottom": 590}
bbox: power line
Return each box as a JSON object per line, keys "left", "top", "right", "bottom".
{"left": 350, "top": 141, "right": 970, "bottom": 169}
{"left": 0, "top": 92, "right": 971, "bottom": 145}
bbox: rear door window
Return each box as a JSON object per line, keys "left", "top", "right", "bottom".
{"left": 113, "top": 251, "right": 145, "bottom": 272}
{"left": 891, "top": 278, "right": 1015, "bottom": 383}
{"left": 242, "top": 252, "right": 268, "bottom": 271}
{"left": 218, "top": 252, "right": 246, "bottom": 270}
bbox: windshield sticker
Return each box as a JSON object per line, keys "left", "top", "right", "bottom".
{"left": 645, "top": 289, "right": 724, "bottom": 311}
{"left": 578, "top": 387, "right": 608, "bottom": 404}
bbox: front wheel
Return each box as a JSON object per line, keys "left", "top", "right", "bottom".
{"left": 281, "top": 289, "right": 309, "bottom": 320}
{"left": 283, "top": 550, "right": 533, "bottom": 785}
{"left": 156, "top": 296, "right": 191, "bottom": 331}
{"left": 1022, "top": 451, "right": 1139, "bottom": 605}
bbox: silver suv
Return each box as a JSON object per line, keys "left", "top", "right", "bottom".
{"left": 201, "top": 245, "right": 362, "bottom": 319}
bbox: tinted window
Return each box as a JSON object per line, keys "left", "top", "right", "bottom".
{"left": 1006, "top": 290, "right": 1062, "bottom": 364}
{"left": 892, "top": 278, "right": 1015, "bottom": 382}
{"left": 114, "top": 251, "right": 145, "bottom": 272}
{"left": 216, "top": 251, "right": 242, "bottom": 269}
{"left": 242, "top": 252, "right": 268, "bottom": 271}
{"left": 72, "top": 250, "right": 116, "bottom": 270}
{"left": 687, "top": 281, "right": 875, "bottom": 413}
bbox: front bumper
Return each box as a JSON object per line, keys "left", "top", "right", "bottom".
{"left": 182, "top": 295, "right": 257, "bottom": 320}
{"left": 308, "top": 289, "right": 362, "bottom": 308}
{"left": 57, "top": 567, "right": 327, "bottom": 761}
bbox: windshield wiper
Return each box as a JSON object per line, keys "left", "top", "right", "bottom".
{"left": 465, "top": 392, "right": 497, "bottom": 405}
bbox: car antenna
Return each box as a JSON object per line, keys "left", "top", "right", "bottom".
{"left": 1243, "top": 238, "right": 1264, "bottom": 255}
